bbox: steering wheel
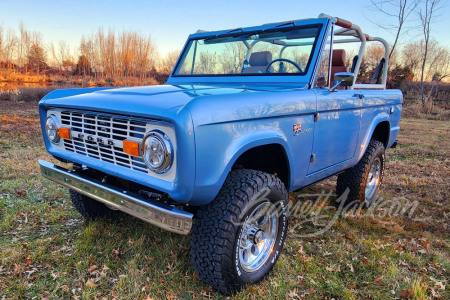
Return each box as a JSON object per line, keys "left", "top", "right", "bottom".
{"left": 265, "top": 58, "right": 303, "bottom": 73}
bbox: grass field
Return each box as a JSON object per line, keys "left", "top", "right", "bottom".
{"left": 0, "top": 100, "right": 448, "bottom": 299}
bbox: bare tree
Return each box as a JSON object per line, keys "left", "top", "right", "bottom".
{"left": 18, "top": 23, "right": 31, "bottom": 71}
{"left": 428, "top": 45, "right": 449, "bottom": 82}
{"left": 369, "top": 0, "right": 418, "bottom": 59}
{"left": 421, "top": 41, "right": 449, "bottom": 103}
{"left": 365, "top": 44, "right": 385, "bottom": 69}
{"left": 3, "top": 28, "right": 18, "bottom": 70}
{"left": 417, "top": 0, "right": 442, "bottom": 106}
{"left": 134, "top": 36, "right": 154, "bottom": 80}
{"left": 79, "top": 35, "right": 95, "bottom": 76}
{"left": 0, "top": 26, "right": 3, "bottom": 65}
{"left": 218, "top": 42, "right": 246, "bottom": 74}
{"left": 117, "top": 30, "right": 135, "bottom": 79}
{"left": 58, "top": 40, "right": 75, "bottom": 72}
{"left": 78, "top": 30, "right": 157, "bottom": 81}
{"left": 0, "top": 22, "right": 162, "bottom": 84}
{"left": 402, "top": 40, "right": 423, "bottom": 80}
{"left": 196, "top": 52, "right": 215, "bottom": 74}
{"left": 159, "top": 50, "right": 181, "bottom": 74}
{"left": 51, "top": 43, "right": 59, "bottom": 68}
{"left": 402, "top": 39, "right": 449, "bottom": 80}
{"left": 285, "top": 51, "right": 309, "bottom": 73}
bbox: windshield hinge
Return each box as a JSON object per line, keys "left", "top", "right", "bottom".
{"left": 314, "top": 112, "right": 320, "bottom": 122}
{"left": 227, "top": 28, "right": 244, "bottom": 34}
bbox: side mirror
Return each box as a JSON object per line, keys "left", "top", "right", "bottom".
{"left": 330, "top": 72, "right": 354, "bottom": 92}
{"left": 314, "top": 74, "right": 326, "bottom": 88}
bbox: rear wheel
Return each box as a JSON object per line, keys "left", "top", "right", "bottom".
{"left": 336, "top": 139, "right": 385, "bottom": 206}
{"left": 190, "top": 169, "right": 288, "bottom": 294}
{"left": 69, "top": 189, "right": 122, "bottom": 221}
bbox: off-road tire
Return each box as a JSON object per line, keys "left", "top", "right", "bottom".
{"left": 336, "top": 139, "right": 385, "bottom": 206}
{"left": 190, "top": 169, "right": 288, "bottom": 294}
{"left": 69, "top": 189, "right": 122, "bottom": 221}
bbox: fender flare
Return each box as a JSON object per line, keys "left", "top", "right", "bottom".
{"left": 223, "top": 132, "right": 293, "bottom": 189}
{"left": 356, "top": 113, "right": 390, "bottom": 162}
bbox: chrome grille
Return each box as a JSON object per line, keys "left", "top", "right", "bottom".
{"left": 60, "top": 110, "right": 149, "bottom": 173}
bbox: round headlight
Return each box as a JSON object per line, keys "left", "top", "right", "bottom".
{"left": 142, "top": 131, "right": 173, "bottom": 173}
{"left": 45, "top": 115, "right": 60, "bottom": 144}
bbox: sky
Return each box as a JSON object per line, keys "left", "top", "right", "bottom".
{"left": 1, "top": 0, "right": 449, "bottom": 56}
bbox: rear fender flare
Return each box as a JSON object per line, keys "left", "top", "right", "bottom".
{"left": 356, "top": 113, "right": 390, "bottom": 162}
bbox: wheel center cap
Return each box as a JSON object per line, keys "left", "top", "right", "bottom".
{"left": 253, "top": 230, "right": 265, "bottom": 244}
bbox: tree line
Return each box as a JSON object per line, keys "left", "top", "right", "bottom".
{"left": 368, "top": 0, "right": 448, "bottom": 107}
{"left": 0, "top": 24, "right": 180, "bottom": 79}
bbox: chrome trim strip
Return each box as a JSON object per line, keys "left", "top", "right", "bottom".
{"left": 38, "top": 160, "right": 192, "bottom": 235}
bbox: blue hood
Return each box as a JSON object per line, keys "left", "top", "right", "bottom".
{"left": 40, "top": 85, "right": 213, "bottom": 119}
{"left": 39, "top": 84, "right": 307, "bottom": 120}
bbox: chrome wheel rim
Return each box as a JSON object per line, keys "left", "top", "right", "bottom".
{"left": 238, "top": 201, "right": 278, "bottom": 273}
{"left": 365, "top": 157, "right": 381, "bottom": 200}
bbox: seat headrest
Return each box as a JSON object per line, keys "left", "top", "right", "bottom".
{"left": 249, "top": 51, "right": 272, "bottom": 66}
{"left": 332, "top": 49, "right": 346, "bottom": 67}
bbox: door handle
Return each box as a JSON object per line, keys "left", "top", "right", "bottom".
{"left": 353, "top": 93, "right": 364, "bottom": 99}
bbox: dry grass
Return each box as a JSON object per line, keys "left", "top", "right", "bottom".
{"left": 0, "top": 71, "right": 163, "bottom": 92}
{"left": 0, "top": 101, "right": 449, "bottom": 299}
{"left": 0, "top": 78, "right": 161, "bottom": 103}
{"left": 402, "top": 100, "right": 450, "bottom": 121}
{"left": 401, "top": 81, "right": 450, "bottom": 121}
{"left": 0, "top": 71, "right": 49, "bottom": 84}
{"left": 0, "top": 86, "right": 66, "bottom": 102}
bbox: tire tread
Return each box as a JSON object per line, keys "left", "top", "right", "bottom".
{"left": 190, "top": 169, "right": 287, "bottom": 294}
{"left": 336, "top": 139, "right": 385, "bottom": 204}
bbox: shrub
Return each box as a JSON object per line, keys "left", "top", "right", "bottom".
{"left": 0, "top": 86, "right": 76, "bottom": 102}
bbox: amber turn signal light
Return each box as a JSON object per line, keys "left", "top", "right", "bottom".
{"left": 123, "top": 140, "right": 140, "bottom": 156}
{"left": 58, "top": 127, "right": 71, "bottom": 139}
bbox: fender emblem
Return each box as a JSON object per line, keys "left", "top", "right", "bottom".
{"left": 294, "top": 123, "right": 312, "bottom": 136}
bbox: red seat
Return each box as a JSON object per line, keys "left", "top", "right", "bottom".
{"left": 330, "top": 49, "right": 347, "bottom": 84}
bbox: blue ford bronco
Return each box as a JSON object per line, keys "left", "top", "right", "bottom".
{"left": 39, "top": 13, "right": 402, "bottom": 293}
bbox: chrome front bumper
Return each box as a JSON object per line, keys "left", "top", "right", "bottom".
{"left": 39, "top": 160, "right": 193, "bottom": 235}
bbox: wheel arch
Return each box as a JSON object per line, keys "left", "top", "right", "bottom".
{"left": 356, "top": 114, "right": 390, "bottom": 162}
{"left": 231, "top": 143, "right": 291, "bottom": 189}
{"left": 371, "top": 120, "right": 390, "bottom": 148}
{"left": 191, "top": 127, "right": 295, "bottom": 206}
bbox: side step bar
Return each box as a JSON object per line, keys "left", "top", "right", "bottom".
{"left": 39, "top": 160, "right": 193, "bottom": 235}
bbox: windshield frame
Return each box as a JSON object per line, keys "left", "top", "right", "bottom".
{"left": 172, "top": 24, "right": 322, "bottom": 78}
{"left": 167, "top": 18, "right": 330, "bottom": 85}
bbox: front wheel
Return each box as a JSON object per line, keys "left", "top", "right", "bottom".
{"left": 69, "top": 189, "right": 123, "bottom": 221}
{"left": 336, "top": 139, "right": 385, "bottom": 206}
{"left": 190, "top": 169, "right": 288, "bottom": 294}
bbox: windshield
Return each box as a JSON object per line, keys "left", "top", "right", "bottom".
{"left": 173, "top": 25, "right": 321, "bottom": 76}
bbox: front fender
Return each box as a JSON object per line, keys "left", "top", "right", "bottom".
{"left": 190, "top": 124, "right": 292, "bottom": 205}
